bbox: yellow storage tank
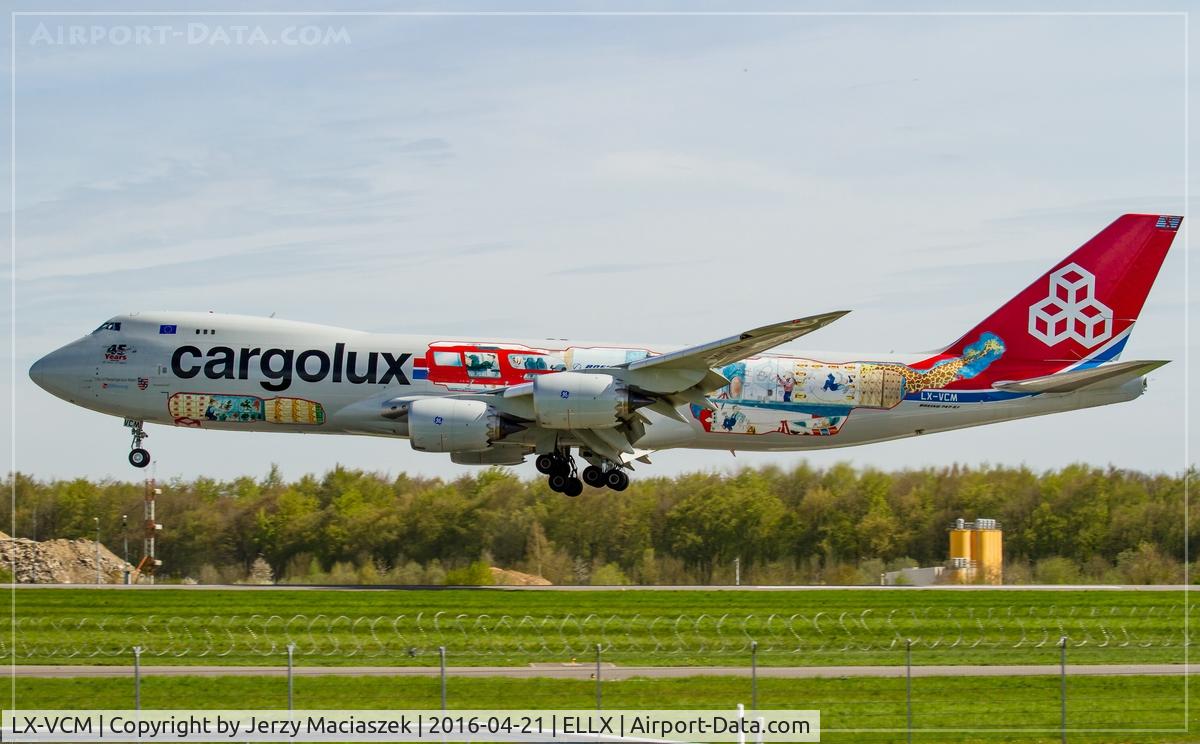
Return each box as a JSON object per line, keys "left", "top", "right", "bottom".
{"left": 971, "top": 528, "right": 1003, "bottom": 585}
{"left": 949, "top": 529, "right": 973, "bottom": 562}
{"left": 947, "top": 518, "right": 1003, "bottom": 584}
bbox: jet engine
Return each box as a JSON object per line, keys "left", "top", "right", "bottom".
{"left": 532, "top": 371, "right": 650, "bottom": 429}
{"left": 405, "top": 398, "right": 519, "bottom": 453}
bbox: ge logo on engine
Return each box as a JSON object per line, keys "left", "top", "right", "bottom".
{"left": 1027, "top": 262, "right": 1112, "bottom": 348}
{"left": 433, "top": 416, "right": 444, "bottom": 425}
{"left": 560, "top": 390, "right": 570, "bottom": 399}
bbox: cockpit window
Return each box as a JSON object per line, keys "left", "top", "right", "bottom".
{"left": 92, "top": 321, "right": 122, "bottom": 333}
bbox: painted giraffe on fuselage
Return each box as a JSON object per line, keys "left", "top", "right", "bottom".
{"left": 862, "top": 334, "right": 1006, "bottom": 397}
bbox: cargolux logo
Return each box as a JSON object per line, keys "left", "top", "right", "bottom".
{"left": 171, "top": 343, "right": 410, "bottom": 392}
{"left": 1027, "top": 262, "right": 1112, "bottom": 348}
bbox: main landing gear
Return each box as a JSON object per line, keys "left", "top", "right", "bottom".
{"left": 535, "top": 451, "right": 582, "bottom": 497}
{"left": 582, "top": 464, "right": 628, "bottom": 491}
{"left": 125, "top": 419, "right": 151, "bottom": 469}
{"left": 536, "top": 449, "right": 629, "bottom": 495}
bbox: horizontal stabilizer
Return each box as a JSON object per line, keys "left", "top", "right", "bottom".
{"left": 992, "top": 360, "right": 1169, "bottom": 394}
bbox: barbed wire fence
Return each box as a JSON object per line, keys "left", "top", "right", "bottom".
{"left": 4, "top": 604, "right": 1194, "bottom": 660}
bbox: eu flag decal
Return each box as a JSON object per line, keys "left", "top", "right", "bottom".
{"left": 159, "top": 324, "right": 177, "bottom": 335}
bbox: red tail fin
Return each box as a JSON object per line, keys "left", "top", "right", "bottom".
{"left": 935, "top": 214, "right": 1180, "bottom": 385}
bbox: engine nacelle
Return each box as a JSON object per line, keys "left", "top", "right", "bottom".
{"left": 407, "top": 398, "right": 502, "bottom": 453}
{"left": 450, "top": 447, "right": 528, "bottom": 466}
{"left": 532, "top": 371, "right": 632, "bottom": 429}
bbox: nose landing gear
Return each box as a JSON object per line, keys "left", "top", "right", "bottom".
{"left": 125, "top": 419, "right": 151, "bottom": 469}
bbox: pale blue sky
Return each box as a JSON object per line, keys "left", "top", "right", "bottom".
{"left": 1, "top": 4, "right": 1194, "bottom": 482}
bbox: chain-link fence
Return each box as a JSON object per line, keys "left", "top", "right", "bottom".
{"left": 10, "top": 640, "right": 1190, "bottom": 742}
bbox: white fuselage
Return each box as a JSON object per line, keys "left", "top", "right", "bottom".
{"left": 30, "top": 311, "right": 1144, "bottom": 456}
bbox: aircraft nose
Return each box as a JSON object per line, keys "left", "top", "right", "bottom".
{"left": 29, "top": 347, "right": 77, "bottom": 398}
{"left": 29, "top": 356, "right": 47, "bottom": 387}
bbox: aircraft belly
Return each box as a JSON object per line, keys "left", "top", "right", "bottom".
{"left": 678, "top": 400, "right": 993, "bottom": 451}
{"left": 675, "top": 381, "right": 1142, "bottom": 453}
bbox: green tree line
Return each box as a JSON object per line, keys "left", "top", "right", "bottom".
{"left": 3, "top": 463, "right": 1193, "bottom": 585}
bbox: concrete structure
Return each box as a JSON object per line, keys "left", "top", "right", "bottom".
{"left": 881, "top": 566, "right": 944, "bottom": 586}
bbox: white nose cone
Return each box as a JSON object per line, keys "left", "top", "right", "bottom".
{"left": 28, "top": 355, "right": 48, "bottom": 389}
{"left": 29, "top": 347, "right": 77, "bottom": 400}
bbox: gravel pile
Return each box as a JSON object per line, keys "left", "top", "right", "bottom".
{"left": 0, "top": 530, "right": 129, "bottom": 583}
{"left": 490, "top": 566, "right": 551, "bottom": 586}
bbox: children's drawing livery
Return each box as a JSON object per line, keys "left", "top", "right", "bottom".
{"left": 28, "top": 214, "right": 1182, "bottom": 496}
{"left": 168, "top": 393, "right": 325, "bottom": 427}
{"left": 414, "top": 343, "right": 652, "bottom": 390}
{"left": 694, "top": 332, "right": 1005, "bottom": 436}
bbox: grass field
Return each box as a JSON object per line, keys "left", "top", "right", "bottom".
{"left": 3, "top": 674, "right": 1193, "bottom": 743}
{"left": 8, "top": 587, "right": 1192, "bottom": 667}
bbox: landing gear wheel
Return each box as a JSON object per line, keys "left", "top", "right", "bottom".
{"left": 581, "top": 465, "right": 605, "bottom": 488}
{"left": 548, "top": 473, "right": 569, "bottom": 492}
{"left": 124, "top": 419, "right": 150, "bottom": 468}
{"left": 128, "top": 448, "right": 151, "bottom": 469}
{"left": 535, "top": 454, "right": 557, "bottom": 475}
{"left": 562, "top": 477, "right": 583, "bottom": 497}
{"left": 605, "top": 469, "right": 629, "bottom": 492}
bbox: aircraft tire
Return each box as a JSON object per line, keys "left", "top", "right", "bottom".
{"left": 548, "top": 473, "right": 568, "bottom": 492}
{"left": 605, "top": 469, "right": 629, "bottom": 491}
{"left": 550, "top": 458, "right": 571, "bottom": 477}
{"left": 535, "top": 454, "right": 556, "bottom": 474}
{"left": 581, "top": 465, "right": 605, "bottom": 488}
{"left": 128, "top": 448, "right": 151, "bottom": 469}
{"left": 563, "top": 478, "right": 583, "bottom": 497}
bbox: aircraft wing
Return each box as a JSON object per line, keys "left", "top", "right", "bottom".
{"left": 625, "top": 310, "right": 850, "bottom": 374}
{"left": 456, "top": 310, "right": 850, "bottom": 405}
{"left": 992, "top": 360, "right": 1169, "bottom": 394}
{"left": 389, "top": 311, "right": 849, "bottom": 467}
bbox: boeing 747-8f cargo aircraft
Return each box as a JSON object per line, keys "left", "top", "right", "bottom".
{"left": 30, "top": 214, "right": 1181, "bottom": 496}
